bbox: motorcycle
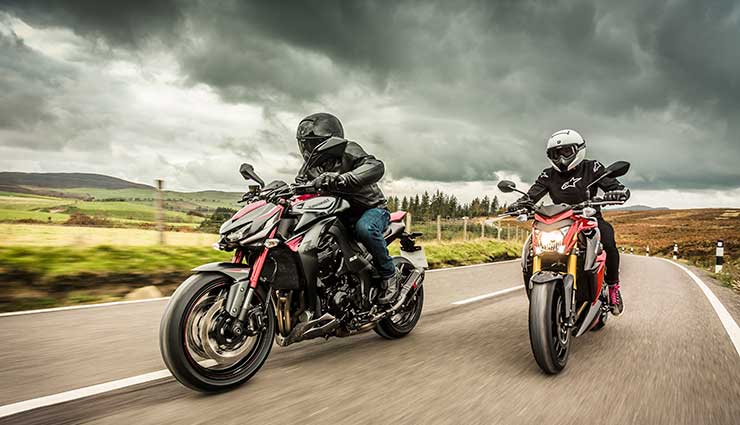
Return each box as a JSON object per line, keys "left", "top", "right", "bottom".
{"left": 160, "top": 137, "right": 427, "bottom": 392}
{"left": 496, "top": 161, "right": 630, "bottom": 374}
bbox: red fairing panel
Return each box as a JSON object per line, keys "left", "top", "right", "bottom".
{"left": 593, "top": 250, "right": 607, "bottom": 303}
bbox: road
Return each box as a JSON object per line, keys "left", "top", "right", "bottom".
{"left": 1, "top": 256, "right": 739, "bottom": 424}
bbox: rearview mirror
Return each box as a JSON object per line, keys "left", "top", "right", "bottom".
{"left": 497, "top": 180, "right": 517, "bottom": 193}
{"left": 604, "top": 161, "right": 630, "bottom": 179}
{"left": 239, "top": 163, "right": 265, "bottom": 187}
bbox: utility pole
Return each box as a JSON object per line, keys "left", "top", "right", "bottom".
{"left": 436, "top": 215, "right": 442, "bottom": 242}
{"left": 155, "top": 179, "right": 165, "bottom": 245}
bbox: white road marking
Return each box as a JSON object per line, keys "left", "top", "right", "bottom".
{"left": 451, "top": 285, "right": 524, "bottom": 305}
{"left": 0, "top": 369, "right": 172, "bottom": 419}
{"left": 0, "top": 260, "right": 521, "bottom": 317}
{"left": 663, "top": 259, "right": 740, "bottom": 358}
{"left": 426, "top": 259, "right": 519, "bottom": 274}
{"left": 0, "top": 297, "right": 170, "bottom": 318}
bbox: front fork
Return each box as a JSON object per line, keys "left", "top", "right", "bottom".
{"left": 224, "top": 244, "right": 272, "bottom": 335}
{"left": 532, "top": 254, "right": 578, "bottom": 327}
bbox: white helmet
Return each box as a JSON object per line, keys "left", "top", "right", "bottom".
{"left": 546, "top": 129, "right": 586, "bottom": 172}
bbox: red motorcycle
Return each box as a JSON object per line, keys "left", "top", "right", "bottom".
{"left": 497, "top": 161, "right": 629, "bottom": 374}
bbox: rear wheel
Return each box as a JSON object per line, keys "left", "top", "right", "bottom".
{"left": 160, "top": 273, "right": 275, "bottom": 392}
{"left": 375, "top": 257, "right": 424, "bottom": 339}
{"left": 529, "top": 283, "right": 571, "bottom": 374}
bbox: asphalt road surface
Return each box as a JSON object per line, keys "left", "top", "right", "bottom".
{"left": 1, "top": 255, "right": 739, "bottom": 425}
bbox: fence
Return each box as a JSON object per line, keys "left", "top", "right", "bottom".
{"left": 404, "top": 214, "right": 529, "bottom": 243}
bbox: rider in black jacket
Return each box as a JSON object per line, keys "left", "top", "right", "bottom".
{"left": 294, "top": 113, "right": 401, "bottom": 304}
{"left": 509, "top": 129, "right": 629, "bottom": 315}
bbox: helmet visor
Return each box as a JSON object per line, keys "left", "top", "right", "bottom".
{"left": 547, "top": 145, "right": 577, "bottom": 161}
{"left": 297, "top": 120, "right": 332, "bottom": 141}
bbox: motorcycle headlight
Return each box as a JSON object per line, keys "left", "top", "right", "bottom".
{"left": 534, "top": 226, "right": 570, "bottom": 254}
{"left": 225, "top": 223, "right": 252, "bottom": 242}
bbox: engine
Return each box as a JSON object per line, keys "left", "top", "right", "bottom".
{"left": 315, "top": 233, "right": 362, "bottom": 322}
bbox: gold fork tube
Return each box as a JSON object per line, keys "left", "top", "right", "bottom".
{"left": 567, "top": 254, "right": 577, "bottom": 289}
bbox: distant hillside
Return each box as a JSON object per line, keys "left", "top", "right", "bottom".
{"left": 0, "top": 172, "right": 154, "bottom": 191}
{"left": 0, "top": 172, "right": 243, "bottom": 210}
{"left": 608, "top": 204, "right": 670, "bottom": 212}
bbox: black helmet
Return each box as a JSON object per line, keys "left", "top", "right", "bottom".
{"left": 296, "top": 113, "right": 344, "bottom": 159}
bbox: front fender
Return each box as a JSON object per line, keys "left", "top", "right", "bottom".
{"left": 192, "top": 262, "right": 251, "bottom": 281}
{"left": 192, "top": 262, "right": 252, "bottom": 317}
{"left": 530, "top": 271, "right": 573, "bottom": 320}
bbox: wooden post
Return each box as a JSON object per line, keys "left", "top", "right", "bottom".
{"left": 436, "top": 215, "right": 441, "bottom": 242}
{"left": 155, "top": 179, "right": 165, "bottom": 245}
{"left": 497, "top": 224, "right": 501, "bottom": 240}
{"left": 463, "top": 217, "right": 468, "bottom": 241}
{"left": 481, "top": 222, "right": 485, "bottom": 239}
{"left": 405, "top": 212, "right": 412, "bottom": 233}
{"left": 506, "top": 224, "right": 511, "bottom": 241}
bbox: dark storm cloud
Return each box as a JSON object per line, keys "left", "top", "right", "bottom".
{"left": 1, "top": 0, "right": 183, "bottom": 47}
{"left": 2, "top": 0, "right": 740, "bottom": 190}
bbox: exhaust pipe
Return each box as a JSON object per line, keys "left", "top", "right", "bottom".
{"left": 387, "top": 268, "right": 424, "bottom": 313}
{"left": 282, "top": 312, "right": 339, "bottom": 345}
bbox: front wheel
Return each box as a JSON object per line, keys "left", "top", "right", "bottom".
{"left": 159, "top": 273, "right": 276, "bottom": 392}
{"left": 375, "top": 257, "right": 425, "bottom": 339}
{"left": 529, "top": 282, "right": 571, "bottom": 374}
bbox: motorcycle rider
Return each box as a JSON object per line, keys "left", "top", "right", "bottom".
{"left": 508, "top": 129, "right": 629, "bottom": 315}
{"left": 294, "top": 112, "right": 402, "bottom": 304}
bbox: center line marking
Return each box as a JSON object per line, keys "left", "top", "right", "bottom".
{"left": 451, "top": 285, "right": 524, "bottom": 305}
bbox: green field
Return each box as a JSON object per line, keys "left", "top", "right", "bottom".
{"left": 0, "top": 192, "right": 206, "bottom": 225}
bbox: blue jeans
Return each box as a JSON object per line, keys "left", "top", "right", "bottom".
{"left": 354, "top": 208, "right": 395, "bottom": 279}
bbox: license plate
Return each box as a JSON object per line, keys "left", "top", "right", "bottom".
{"left": 400, "top": 247, "right": 428, "bottom": 269}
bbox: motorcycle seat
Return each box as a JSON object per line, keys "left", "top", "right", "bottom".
{"left": 389, "top": 211, "right": 407, "bottom": 223}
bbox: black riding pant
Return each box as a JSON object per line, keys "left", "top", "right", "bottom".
{"left": 597, "top": 217, "right": 620, "bottom": 285}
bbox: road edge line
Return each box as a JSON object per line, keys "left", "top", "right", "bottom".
{"left": 0, "top": 369, "right": 172, "bottom": 419}
{"left": 662, "top": 258, "right": 740, "bottom": 358}
{"left": 0, "top": 297, "right": 171, "bottom": 318}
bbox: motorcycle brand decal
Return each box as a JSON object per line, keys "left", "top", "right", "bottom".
{"left": 561, "top": 177, "right": 582, "bottom": 190}
{"left": 593, "top": 161, "right": 601, "bottom": 172}
{"left": 539, "top": 171, "right": 549, "bottom": 180}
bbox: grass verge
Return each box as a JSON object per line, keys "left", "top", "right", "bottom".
{"left": 0, "top": 239, "right": 520, "bottom": 312}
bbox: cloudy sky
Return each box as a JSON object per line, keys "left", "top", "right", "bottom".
{"left": 1, "top": 0, "right": 739, "bottom": 208}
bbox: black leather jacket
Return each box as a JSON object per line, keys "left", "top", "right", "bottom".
{"left": 296, "top": 140, "right": 387, "bottom": 211}
{"left": 517, "top": 159, "right": 630, "bottom": 215}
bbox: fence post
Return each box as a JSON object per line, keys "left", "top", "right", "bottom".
{"left": 715, "top": 240, "right": 724, "bottom": 273}
{"left": 481, "top": 222, "right": 485, "bottom": 239}
{"left": 673, "top": 242, "right": 678, "bottom": 260}
{"left": 630, "top": 247, "right": 634, "bottom": 254}
{"left": 436, "top": 215, "right": 441, "bottom": 242}
{"left": 646, "top": 245, "right": 650, "bottom": 257}
{"left": 463, "top": 216, "right": 468, "bottom": 241}
{"left": 155, "top": 179, "right": 165, "bottom": 245}
{"left": 406, "top": 212, "right": 412, "bottom": 233}
{"left": 496, "top": 224, "right": 501, "bottom": 240}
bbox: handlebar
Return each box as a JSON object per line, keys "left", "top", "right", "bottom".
{"left": 495, "top": 198, "right": 626, "bottom": 220}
